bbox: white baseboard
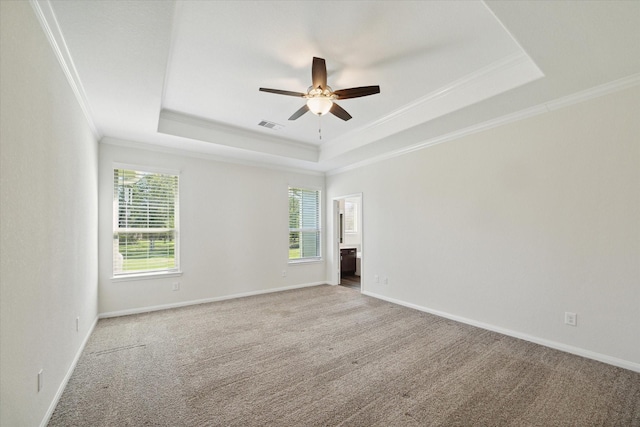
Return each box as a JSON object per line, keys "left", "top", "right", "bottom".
{"left": 362, "top": 290, "right": 640, "bottom": 373}
{"left": 40, "top": 315, "right": 99, "bottom": 427}
{"left": 99, "top": 282, "right": 327, "bottom": 318}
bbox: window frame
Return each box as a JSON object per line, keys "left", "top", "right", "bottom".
{"left": 112, "top": 164, "right": 181, "bottom": 280}
{"left": 288, "top": 186, "right": 322, "bottom": 264}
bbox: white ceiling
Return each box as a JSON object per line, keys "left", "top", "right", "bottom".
{"left": 41, "top": 0, "right": 640, "bottom": 173}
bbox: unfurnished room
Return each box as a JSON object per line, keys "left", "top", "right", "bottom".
{"left": 1, "top": 1, "right": 639, "bottom": 426}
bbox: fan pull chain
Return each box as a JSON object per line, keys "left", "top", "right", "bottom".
{"left": 318, "top": 115, "right": 322, "bottom": 141}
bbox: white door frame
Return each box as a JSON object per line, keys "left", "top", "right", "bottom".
{"left": 331, "top": 193, "right": 363, "bottom": 291}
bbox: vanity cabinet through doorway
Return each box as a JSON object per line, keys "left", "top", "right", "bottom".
{"left": 340, "top": 248, "right": 357, "bottom": 276}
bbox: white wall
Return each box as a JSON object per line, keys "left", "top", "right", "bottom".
{"left": 98, "top": 142, "right": 326, "bottom": 315}
{"left": 0, "top": 2, "right": 99, "bottom": 426}
{"left": 326, "top": 85, "right": 640, "bottom": 369}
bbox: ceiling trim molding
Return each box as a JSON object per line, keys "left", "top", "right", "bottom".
{"left": 366, "top": 52, "right": 539, "bottom": 130}
{"left": 158, "top": 109, "right": 319, "bottom": 162}
{"left": 100, "top": 136, "right": 325, "bottom": 177}
{"left": 29, "top": 0, "right": 101, "bottom": 140}
{"left": 545, "top": 73, "right": 640, "bottom": 112}
{"left": 326, "top": 73, "right": 640, "bottom": 176}
{"left": 320, "top": 51, "right": 544, "bottom": 161}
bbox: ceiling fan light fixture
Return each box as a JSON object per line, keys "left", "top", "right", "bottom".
{"left": 306, "top": 96, "right": 333, "bottom": 116}
{"left": 259, "top": 57, "right": 379, "bottom": 123}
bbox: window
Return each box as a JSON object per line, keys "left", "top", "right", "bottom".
{"left": 288, "top": 187, "right": 321, "bottom": 261}
{"left": 344, "top": 200, "right": 357, "bottom": 233}
{"left": 113, "top": 167, "right": 179, "bottom": 276}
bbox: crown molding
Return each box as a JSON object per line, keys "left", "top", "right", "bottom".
{"left": 326, "top": 73, "right": 640, "bottom": 176}
{"left": 545, "top": 73, "right": 640, "bottom": 112}
{"left": 320, "top": 51, "right": 544, "bottom": 162}
{"left": 368, "top": 52, "right": 540, "bottom": 132}
{"left": 100, "top": 136, "right": 325, "bottom": 177}
{"left": 30, "top": 0, "right": 101, "bottom": 140}
{"left": 158, "top": 109, "right": 319, "bottom": 162}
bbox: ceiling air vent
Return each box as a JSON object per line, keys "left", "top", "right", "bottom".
{"left": 258, "top": 120, "right": 283, "bottom": 131}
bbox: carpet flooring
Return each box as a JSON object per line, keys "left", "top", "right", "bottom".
{"left": 49, "top": 285, "right": 640, "bottom": 426}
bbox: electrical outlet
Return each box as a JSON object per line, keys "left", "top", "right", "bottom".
{"left": 383, "top": 277, "right": 389, "bottom": 285}
{"left": 172, "top": 282, "right": 180, "bottom": 291}
{"left": 37, "top": 369, "right": 43, "bottom": 392}
{"left": 565, "top": 312, "right": 577, "bottom": 326}
{"left": 282, "top": 270, "right": 287, "bottom": 277}
{"left": 76, "top": 316, "right": 79, "bottom": 332}
{"left": 374, "top": 274, "right": 379, "bottom": 283}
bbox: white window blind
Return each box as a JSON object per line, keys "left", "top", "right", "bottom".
{"left": 113, "top": 168, "right": 179, "bottom": 276}
{"left": 288, "top": 187, "right": 321, "bottom": 261}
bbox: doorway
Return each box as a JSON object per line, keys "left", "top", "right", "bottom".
{"left": 333, "top": 194, "right": 363, "bottom": 291}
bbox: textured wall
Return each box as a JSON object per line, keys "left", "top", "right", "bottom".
{"left": 327, "top": 86, "right": 640, "bottom": 368}
{"left": 0, "top": 2, "right": 99, "bottom": 425}
{"left": 98, "top": 142, "right": 326, "bottom": 315}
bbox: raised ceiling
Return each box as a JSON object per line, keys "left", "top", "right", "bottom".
{"left": 37, "top": 0, "right": 640, "bottom": 173}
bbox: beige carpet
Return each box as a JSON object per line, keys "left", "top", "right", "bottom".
{"left": 49, "top": 285, "right": 640, "bottom": 426}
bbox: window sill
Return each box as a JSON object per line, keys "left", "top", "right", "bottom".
{"left": 111, "top": 271, "right": 183, "bottom": 282}
{"left": 288, "top": 258, "right": 324, "bottom": 265}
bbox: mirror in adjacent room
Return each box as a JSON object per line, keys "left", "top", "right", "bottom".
{"left": 337, "top": 195, "right": 362, "bottom": 290}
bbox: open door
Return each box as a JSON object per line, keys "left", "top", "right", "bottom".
{"left": 333, "top": 194, "right": 363, "bottom": 291}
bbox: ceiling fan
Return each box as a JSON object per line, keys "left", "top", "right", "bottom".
{"left": 259, "top": 57, "right": 380, "bottom": 122}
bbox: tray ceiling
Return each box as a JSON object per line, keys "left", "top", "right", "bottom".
{"left": 38, "top": 0, "right": 640, "bottom": 172}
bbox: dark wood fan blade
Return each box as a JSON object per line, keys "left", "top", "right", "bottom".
{"left": 289, "top": 104, "right": 310, "bottom": 120}
{"left": 312, "top": 57, "right": 327, "bottom": 90}
{"left": 330, "top": 103, "right": 352, "bottom": 121}
{"left": 259, "top": 88, "right": 306, "bottom": 97}
{"left": 333, "top": 85, "right": 380, "bottom": 99}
